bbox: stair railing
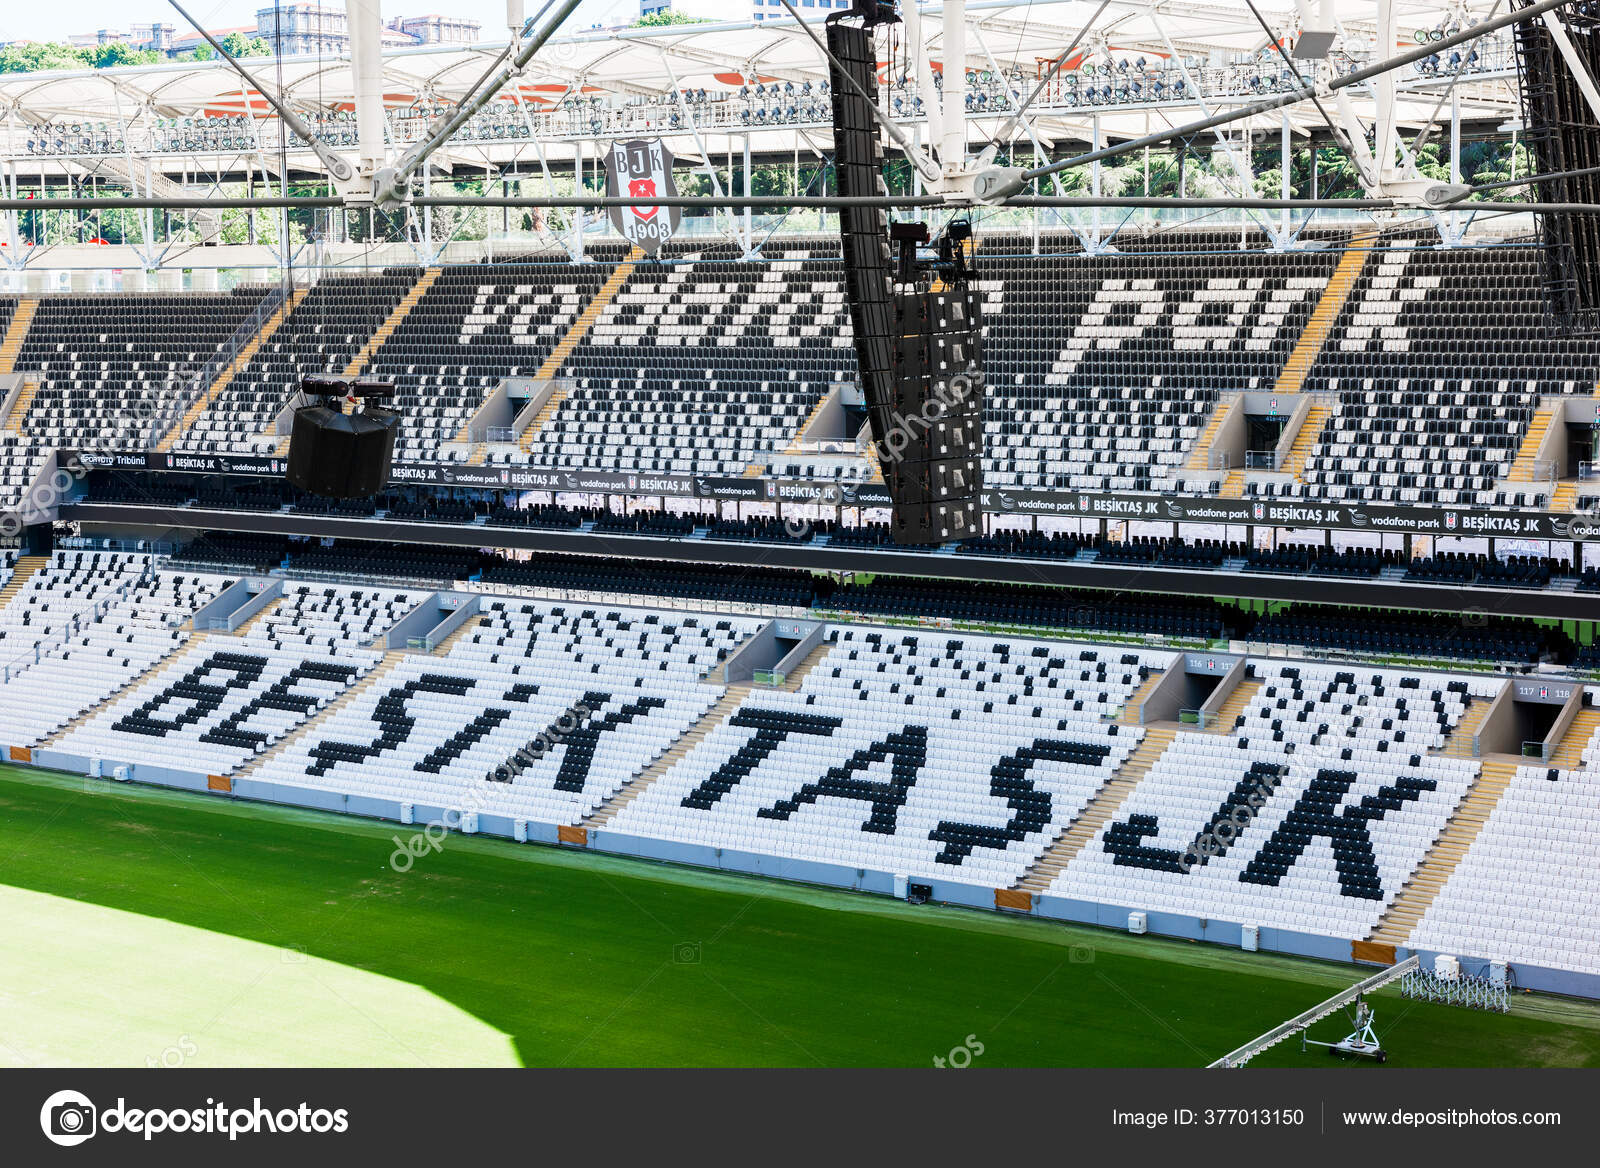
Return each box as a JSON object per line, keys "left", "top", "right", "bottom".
{"left": 143, "top": 285, "right": 291, "bottom": 448}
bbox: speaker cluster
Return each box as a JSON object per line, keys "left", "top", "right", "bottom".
{"left": 285, "top": 375, "right": 400, "bottom": 500}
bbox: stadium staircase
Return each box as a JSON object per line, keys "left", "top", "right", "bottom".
{"left": 1183, "top": 392, "right": 1239, "bottom": 471}
{"left": 1202, "top": 677, "right": 1262, "bottom": 732}
{"left": 518, "top": 245, "right": 645, "bottom": 455}
{"left": 341, "top": 268, "right": 442, "bottom": 378}
{"left": 37, "top": 631, "right": 213, "bottom": 748}
{"left": 1502, "top": 402, "right": 1559, "bottom": 482}
{"left": 1117, "top": 670, "right": 1168, "bottom": 724}
{"left": 1219, "top": 469, "right": 1247, "bottom": 498}
{"left": 428, "top": 614, "right": 483, "bottom": 656}
{"left": 1551, "top": 482, "right": 1579, "bottom": 511}
{"left": 773, "top": 641, "right": 830, "bottom": 691}
{"left": 1549, "top": 708, "right": 1600, "bottom": 769}
{"left": 1281, "top": 402, "right": 1330, "bottom": 480}
{"left": 2, "top": 379, "right": 36, "bottom": 433}
{"left": 1012, "top": 724, "right": 1178, "bottom": 893}
{"left": 785, "top": 394, "right": 834, "bottom": 454}
{"left": 514, "top": 385, "right": 570, "bottom": 456}
{"left": 1366, "top": 758, "right": 1518, "bottom": 947}
{"left": 156, "top": 288, "right": 308, "bottom": 453}
{"left": 585, "top": 682, "right": 753, "bottom": 829}
{"left": 0, "top": 297, "right": 38, "bottom": 376}
{"left": 1271, "top": 228, "right": 1377, "bottom": 396}
{"left": 0, "top": 555, "right": 47, "bottom": 607}
{"left": 1433, "top": 699, "right": 1491, "bottom": 759}
{"left": 230, "top": 597, "right": 284, "bottom": 637}
{"left": 860, "top": 439, "right": 884, "bottom": 484}
{"left": 229, "top": 648, "right": 409, "bottom": 779}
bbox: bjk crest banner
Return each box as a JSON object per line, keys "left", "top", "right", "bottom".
{"left": 605, "top": 138, "right": 680, "bottom": 254}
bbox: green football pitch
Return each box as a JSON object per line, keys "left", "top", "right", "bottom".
{"left": 3, "top": 763, "right": 1599, "bottom": 1068}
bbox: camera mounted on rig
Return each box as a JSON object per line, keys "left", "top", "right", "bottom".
{"left": 285, "top": 374, "right": 400, "bottom": 500}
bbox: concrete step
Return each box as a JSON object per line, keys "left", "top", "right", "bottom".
{"left": 585, "top": 682, "right": 751, "bottom": 828}
{"left": 1015, "top": 726, "right": 1177, "bottom": 891}
{"left": 1368, "top": 759, "right": 1516, "bottom": 944}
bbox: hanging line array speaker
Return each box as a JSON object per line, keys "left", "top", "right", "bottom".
{"left": 826, "top": 4, "right": 985, "bottom": 545}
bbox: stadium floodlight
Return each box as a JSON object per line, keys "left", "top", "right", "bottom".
{"left": 1292, "top": 30, "right": 1338, "bottom": 60}
{"left": 973, "top": 0, "right": 1573, "bottom": 206}
{"left": 371, "top": 0, "right": 585, "bottom": 210}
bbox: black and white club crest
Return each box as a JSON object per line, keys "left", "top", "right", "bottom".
{"left": 604, "top": 138, "right": 680, "bottom": 255}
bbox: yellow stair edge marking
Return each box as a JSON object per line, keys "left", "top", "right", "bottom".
{"left": 1272, "top": 228, "right": 1377, "bottom": 396}
{"left": 1433, "top": 698, "right": 1491, "bottom": 759}
{"left": 0, "top": 296, "right": 40, "bottom": 376}
{"left": 1550, "top": 709, "right": 1600, "bottom": 770}
{"left": 3, "top": 379, "right": 38, "bottom": 435}
{"left": 1282, "top": 403, "right": 1330, "bottom": 481}
{"left": 585, "top": 683, "right": 752, "bottom": 829}
{"left": 1116, "top": 670, "right": 1167, "bottom": 725}
{"left": 1502, "top": 403, "right": 1559, "bottom": 483}
{"left": 783, "top": 391, "right": 834, "bottom": 455}
{"left": 1184, "top": 394, "right": 1237, "bottom": 471}
{"left": 1368, "top": 759, "right": 1517, "bottom": 944}
{"left": 0, "top": 554, "right": 48, "bottom": 609}
{"left": 157, "top": 288, "right": 307, "bottom": 452}
{"left": 1014, "top": 726, "right": 1178, "bottom": 890}
{"left": 231, "top": 649, "right": 409, "bottom": 778}
{"left": 520, "top": 246, "right": 644, "bottom": 453}
{"left": 342, "top": 267, "right": 442, "bottom": 379}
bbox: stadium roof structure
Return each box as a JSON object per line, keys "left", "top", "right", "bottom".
{"left": 0, "top": 0, "right": 1526, "bottom": 172}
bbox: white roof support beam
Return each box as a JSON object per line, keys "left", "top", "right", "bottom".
{"left": 346, "top": 0, "right": 388, "bottom": 180}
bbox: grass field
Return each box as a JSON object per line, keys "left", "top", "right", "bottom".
{"left": 4, "top": 763, "right": 1600, "bottom": 1068}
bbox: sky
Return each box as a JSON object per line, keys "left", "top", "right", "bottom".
{"left": 0, "top": 0, "right": 713, "bottom": 45}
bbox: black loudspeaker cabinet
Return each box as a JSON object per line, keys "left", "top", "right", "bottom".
{"left": 285, "top": 404, "right": 399, "bottom": 499}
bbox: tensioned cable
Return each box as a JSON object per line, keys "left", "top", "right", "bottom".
{"left": 1017, "top": 0, "right": 1572, "bottom": 187}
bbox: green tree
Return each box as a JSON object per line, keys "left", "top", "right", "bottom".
{"left": 219, "top": 32, "right": 270, "bottom": 59}
{"left": 0, "top": 41, "right": 91, "bottom": 73}
{"left": 631, "top": 10, "right": 715, "bottom": 27}
{"left": 89, "top": 43, "right": 160, "bottom": 69}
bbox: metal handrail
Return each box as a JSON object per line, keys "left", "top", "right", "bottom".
{"left": 142, "top": 285, "right": 288, "bottom": 447}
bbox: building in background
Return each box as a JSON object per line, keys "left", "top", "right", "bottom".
{"left": 252, "top": 4, "right": 478, "bottom": 54}
{"left": 637, "top": 0, "right": 777, "bottom": 22}
{"left": 70, "top": 23, "right": 177, "bottom": 52}
{"left": 389, "top": 15, "right": 482, "bottom": 46}
{"left": 73, "top": 5, "right": 483, "bottom": 58}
